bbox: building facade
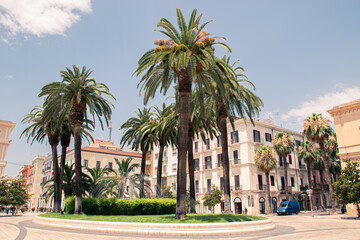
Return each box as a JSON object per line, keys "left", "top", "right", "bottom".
{"left": 328, "top": 99, "right": 360, "bottom": 217}
{"left": 152, "top": 119, "right": 319, "bottom": 215}
{"left": 0, "top": 120, "right": 16, "bottom": 177}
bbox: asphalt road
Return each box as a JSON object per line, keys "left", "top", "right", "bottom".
{"left": 0, "top": 211, "right": 358, "bottom": 240}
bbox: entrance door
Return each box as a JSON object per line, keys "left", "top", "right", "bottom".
{"left": 259, "top": 197, "right": 266, "bottom": 214}
{"left": 272, "top": 197, "right": 277, "bottom": 213}
{"left": 234, "top": 197, "right": 242, "bottom": 214}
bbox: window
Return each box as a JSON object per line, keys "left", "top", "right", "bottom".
{"left": 171, "top": 183, "right": 176, "bottom": 191}
{"left": 96, "top": 161, "right": 101, "bottom": 168}
{"left": 270, "top": 176, "right": 275, "bottom": 186}
{"left": 194, "top": 159, "right": 199, "bottom": 171}
{"left": 253, "top": 130, "right": 261, "bottom": 142}
{"left": 289, "top": 155, "right": 292, "bottom": 164}
{"left": 279, "top": 155, "right": 284, "bottom": 167}
{"left": 195, "top": 142, "right": 198, "bottom": 152}
{"left": 231, "top": 131, "right": 239, "bottom": 144}
{"left": 235, "top": 175, "right": 240, "bottom": 190}
{"left": 205, "top": 156, "right": 212, "bottom": 169}
{"left": 295, "top": 140, "right": 301, "bottom": 149}
{"left": 172, "top": 163, "right": 177, "bottom": 172}
{"left": 217, "top": 135, "right": 222, "bottom": 147}
{"left": 281, "top": 176, "right": 285, "bottom": 190}
{"left": 205, "top": 138, "right": 210, "bottom": 150}
{"left": 291, "top": 177, "right": 295, "bottom": 187}
{"left": 300, "top": 178, "right": 304, "bottom": 186}
{"left": 233, "top": 150, "right": 239, "bottom": 164}
{"left": 108, "top": 162, "right": 113, "bottom": 170}
{"left": 155, "top": 153, "right": 159, "bottom": 160}
{"left": 220, "top": 177, "right": 224, "bottom": 190}
{"left": 258, "top": 174, "right": 263, "bottom": 190}
{"left": 207, "top": 179, "right": 211, "bottom": 192}
{"left": 163, "top": 165, "right": 167, "bottom": 173}
{"left": 313, "top": 176, "right": 317, "bottom": 185}
{"left": 265, "top": 133, "right": 272, "bottom": 142}
{"left": 217, "top": 154, "right": 223, "bottom": 167}
{"left": 83, "top": 159, "right": 88, "bottom": 167}
{"left": 195, "top": 180, "right": 199, "bottom": 193}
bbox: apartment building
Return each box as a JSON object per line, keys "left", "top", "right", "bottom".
{"left": 38, "top": 140, "right": 145, "bottom": 211}
{"left": 0, "top": 120, "right": 16, "bottom": 177}
{"left": 27, "top": 156, "right": 45, "bottom": 211}
{"left": 152, "top": 118, "right": 317, "bottom": 215}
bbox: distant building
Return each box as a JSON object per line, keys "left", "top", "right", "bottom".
{"left": 328, "top": 99, "right": 360, "bottom": 217}
{"left": 152, "top": 118, "right": 326, "bottom": 215}
{"left": 0, "top": 120, "right": 16, "bottom": 177}
{"left": 27, "top": 156, "right": 45, "bottom": 211}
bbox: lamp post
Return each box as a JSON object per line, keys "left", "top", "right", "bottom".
{"left": 306, "top": 189, "right": 314, "bottom": 217}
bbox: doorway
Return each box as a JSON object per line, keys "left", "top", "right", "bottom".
{"left": 272, "top": 197, "right": 277, "bottom": 213}
{"left": 234, "top": 197, "right": 242, "bottom": 214}
{"left": 259, "top": 197, "right": 266, "bottom": 214}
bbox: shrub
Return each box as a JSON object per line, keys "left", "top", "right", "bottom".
{"left": 65, "top": 197, "right": 176, "bottom": 215}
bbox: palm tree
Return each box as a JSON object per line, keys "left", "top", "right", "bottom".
{"left": 303, "top": 113, "right": 336, "bottom": 213}
{"left": 39, "top": 65, "right": 115, "bottom": 214}
{"left": 21, "top": 106, "right": 62, "bottom": 212}
{"left": 120, "top": 108, "right": 155, "bottom": 198}
{"left": 313, "top": 150, "right": 326, "bottom": 210}
{"left": 111, "top": 158, "right": 140, "bottom": 198}
{"left": 136, "top": 9, "right": 232, "bottom": 219}
{"left": 84, "top": 166, "right": 113, "bottom": 198}
{"left": 273, "top": 132, "right": 295, "bottom": 200}
{"left": 298, "top": 141, "right": 316, "bottom": 189}
{"left": 255, "top": 145, "right": 277, "bottom": 214}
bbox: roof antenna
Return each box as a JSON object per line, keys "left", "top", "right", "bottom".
{"left": 108, "top": 121, "right": 113, "bottom": 142}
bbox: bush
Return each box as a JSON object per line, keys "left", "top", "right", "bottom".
{"left": 65, "top": 197, "right": 176, "bottom": 215}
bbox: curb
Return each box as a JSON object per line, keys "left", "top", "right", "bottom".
{"left": 33, "top": 216, "right": 275, "bottom": 237}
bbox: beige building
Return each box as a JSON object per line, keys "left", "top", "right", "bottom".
{"left": 328, "top": 99, "right": 360, "bottom": 217}
{"left": 152, "top": 118, "right": 317, "bottom": 215}
{"left": 0, "top": 120, "right": 16, "bottom": 177}
{"left": 27, "top": 156, "right": 45, "bottom": 211}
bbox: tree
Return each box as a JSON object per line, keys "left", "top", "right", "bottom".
{"left": 136, "top": 8, "right": 232, "bottom": 219}
{"left": 313, "top": 150, "right": 327, "bottom": 210}
{"left": 120, "top": 108, "right": 155, "bottom": 198}
{"left": 39, "top": 65, "right": 115, "bottom": 214}
{"left": 111, "top": 158, "right": 140, "bottom": 199}
{"left": 303, "top": 113, "right": 336, "bottom": 213}
{"left": 85, "top": 166, "right": 113, "bottom": 198}
{"left": 273, "top": 132, "right": 295, "bottom": 200}
{"left": 0, "top": 178, "right": 30, "bottom": 207}
{"left": 255, "top": 145, "right": 277, "bottom": 214}
{"left": 161, "top": 186, "right": 175, "bottom": 199}
{"left": 203, "top": 185, "right": 223, "bottom": 213}
{"left": 333, "top": 160, "right": 360, "bottom": 217}
{"left": 21, "top": 106, "right": 62, "bottom": 212}
{"left": 298, "top": 141, "right": 317, "bottom": 190}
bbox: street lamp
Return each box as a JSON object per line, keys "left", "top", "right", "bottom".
{"left": 306, "top": 189, "right": 314, "bottom": 217}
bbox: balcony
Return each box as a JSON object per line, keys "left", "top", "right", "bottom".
{"left": 299, "top": 164, "right": 306, "bottom": 169}
{"left": 300, "top": 186, "right": 309, "bottom": 192}
{"left": 258, "top": 184, "right": 267, "bottom": 191}
{"left": 231, "top": 185, "right": 242, "bottom": 191}
{"left": 254, "top": 138, "right": 264, "bottom": 145}
{"left": 280, "top": 186, "right": 292, "bottom": 194}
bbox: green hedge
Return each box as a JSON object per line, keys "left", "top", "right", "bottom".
{"left": 65, "top": 197, "right": 176, "bottom": 215}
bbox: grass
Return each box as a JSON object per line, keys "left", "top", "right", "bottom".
{"left": 39, "top": 213, "right": 266, "bottom": 224}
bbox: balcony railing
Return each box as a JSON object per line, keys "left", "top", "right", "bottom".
{"left": 300, "top": 186, "right": 309, "bottom": 192}
{"left": 299, "top": 164, "right": 306, "bottom": 169}
{"left": 280, "top": 186, "right": 292, "bottom": 194}
{"left": 258, "top": 184, "right": 267, "bottom": 190}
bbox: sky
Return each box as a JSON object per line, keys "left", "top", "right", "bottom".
{"left": 1, "top": 0, "right": 360, "bottom": 176}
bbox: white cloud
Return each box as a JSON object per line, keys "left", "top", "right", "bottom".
{"left": 0, "top": 0, "right": 92, "bottom": 43}
{"left": 281, "top": 86, "right": 360, "bottom": 129}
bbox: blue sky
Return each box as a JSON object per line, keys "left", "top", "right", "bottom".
{"left": 1, "top": 0, "right": 360, "bottom": 176}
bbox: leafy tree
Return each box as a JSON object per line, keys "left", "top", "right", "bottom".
{"left": 0, "top": 178, "right": 30, "bottom": 207}
{"left": 203, "top": 185, "right": 223, "bottom": 213}
{"left": 333, "top": 160, "right": 360, "bottom": 217}
{"left": 120, "top": 108, "right": 155, "bottom": 198}
{"left": 136, "top": 8, "right": 233, "bottom": 219}
{"left": 273, "top": 132, "right": 295, "bottom": 200}
{"left": 303, "top": 113, "right": 336, "bottom": 213}
{"left": 39, "top": 65, "right": 115, "bottom": 214}
{"left": 255, "top": 145, "right": 277, "bottom": 213}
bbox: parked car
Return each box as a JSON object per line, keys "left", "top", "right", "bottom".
{"left": 341, "top": 205, "right": 347, "bottom": 214}
{"left": 277, "top": 200, "right": 300, "bottom": 215}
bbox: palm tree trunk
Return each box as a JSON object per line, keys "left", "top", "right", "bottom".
{"left": 73, "top": 125, "right": 82, "bottom": 214}
{"left": 319, "top": 169, "right": 326, "bottom": 211}
{"left": 59, "top": 134, "right": 70, "bottom": 211}
{"left": 219, "top": 101, "right": 231, "bottom": 213}
{"left": 51, "top": 143, "right": 60, "bottom": 212}
{"left": 306, "top": 162, "right": 314, "bottom": 210}
{"left": 175, "top": 69, "right": 191, "bottom": 219}
{"left": 284, "top": 156, "right": 289, "bottom": 201}
{"left": 266, "top": 172, "right": 271, "bottom": 214}
{"left": 140, "top": 149, "right": 146, "bottom": 198}
{"left": 156, "top": 140, "right": 165, "bottom": 198}
{"left": 187, "top": 121, "right": 196, "bottom": 213}
{"left": 319, "top": 142, "right": 336, "bottom": 213}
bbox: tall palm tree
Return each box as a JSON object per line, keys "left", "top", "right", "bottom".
{"left": 313, "top": 150, "right": 326, "bottom": 210}
{"left": 142, "top": 103, "right": 177, "bottom": 198}
{"left": 255, "top": 145, "right": 277, "bottom": 214}
{"left": 111, "top": 158, "right": 140, "bottom": 198}
{"left": 21, "top": 106, "right": 62, "bottom": 212}
{"left": 273, "top": 132, "right": 295, "bottom": 201}
{"left": 39, "top": 65, "right": 115, "bottom": 214}
{"left": 298, "top": 141, "right": 316, "bottom": 189}
{"left": 120, "top": 108, "right": 155, "bottom": 198}
{"left": 303, "top": 113, "right": 336, "bottom": 213}
{"left": 136, "top": 9, "right": 232, "bottom": 219}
